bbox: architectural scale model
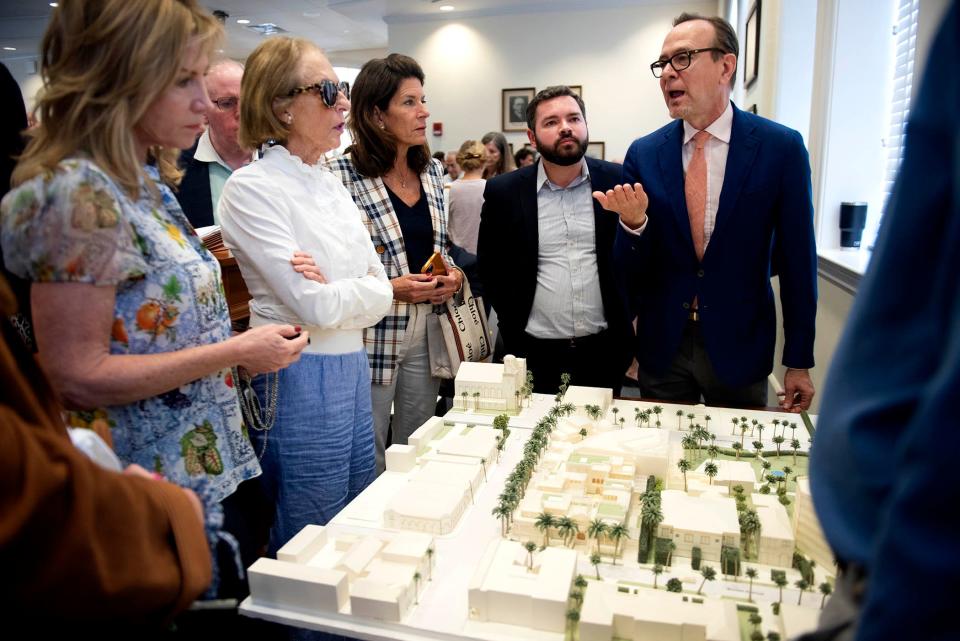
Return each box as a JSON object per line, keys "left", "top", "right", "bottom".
{"left": 243, "top": 359, "right": 834, "bottom": 641}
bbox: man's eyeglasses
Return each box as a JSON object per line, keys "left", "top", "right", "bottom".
{"left": 650, "top": 48, "right": 724, "bottom": 78}
{"left": 212, "top": 96, "right": 239, "bottom": 111}
{"left": 287, "top": 79, "right": 350, "bottom": 107}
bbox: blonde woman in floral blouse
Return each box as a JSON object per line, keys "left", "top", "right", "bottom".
{"left": 0, "top": 1, "right": 307, "bottom": 510}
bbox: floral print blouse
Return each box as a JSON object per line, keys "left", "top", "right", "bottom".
{"left": 0, "top": 158, "right": 259, "bottom": 501}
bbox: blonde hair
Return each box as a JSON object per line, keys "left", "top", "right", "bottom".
{"left": 12, "top": 0, "right": 221, "bottom": 198}
{"left": 456, "top": 140, "right": 485, "bottom": 172}
{"left": 240, "top": 37, "right": 321, "bottom": 150}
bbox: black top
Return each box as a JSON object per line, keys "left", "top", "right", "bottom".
{"left": 386, "top": 183, "right": 433, "bottom": 273}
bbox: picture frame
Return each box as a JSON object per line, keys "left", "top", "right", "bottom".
{"left": 748, "top": 103, "right": 758, "bottom": 115}
{"left": 744, "top": 0, "right": 761, "bottom": 89}
{"left": 585, "top": 141, "right": 605, "bottom": 160}
{"left": 568, "top": 85, "right": 583, "bottom": 98}
{"left": 502, "top": 87, "right": 535, "bottom": 132}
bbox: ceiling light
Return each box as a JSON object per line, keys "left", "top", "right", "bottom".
{"left": 440, "top": 5, "right": 455, "bottom": 11}
{"left": 49, "top": 2, "right": 58, "bottom": 7}
{"left": 237, "top": 19, "right": 250, "bottom": 24}
{"left": 3, "top": 47, "right": 16, "bottom": 51}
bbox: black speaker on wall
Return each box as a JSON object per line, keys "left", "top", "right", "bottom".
{"left": 839, "top": 202, "right": 867, "bottom": 248}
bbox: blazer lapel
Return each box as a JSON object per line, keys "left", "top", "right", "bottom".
{"left": 710, "top": 104, "right": 761, "bottom": 251}
{"left": 357, "top": 173, "right": 409, "bottom": 276}
{"left": 520, "top": 164, "right": 540, "bottom": 274}
{"left": 656, "top": 121, "right": 694, "bottom": 252}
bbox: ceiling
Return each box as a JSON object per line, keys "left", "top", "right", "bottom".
{"left": 0, "top": 0, "right": 686, "bottom": 65}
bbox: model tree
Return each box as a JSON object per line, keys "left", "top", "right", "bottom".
{"left": 740, "top": 423, "right": 750, "bottom": 450}
{"left": 652, "top": 563, "right": 664, "bottom": 589}
{"left": 535, "top": 512, "right": 556, "bottom": 547}
{"left": 773, "top": 572, "right": 788, "bottom": 603}
{"left": 610, "top": 406, "right": 620, "bottom": 424}
{"left": 587, "top": 518, "right": 608, "bottom": 555}
{"left": 579, "top": 428, "right": 588, "bottom": 441}
{"left": 705, "top": 461, "right": 719, "bottom": 485}
{"left": 524, "top": 540, "right": 537, "bottom": 570}
{"left": 492, "top": 504, "right": 510, "bottom": 537}
{"left": 772, "top": 435, "right": 785, "bottom": 458}
{"left": 748, "top": 612, "right": 762, "bottom": 632}
{"left": 413, "top": 571, "right": 421, "bottom": 604}
{"left": 676, "top": 409, "right": 684, "bottom": 430}
{"left": 565, "top": 609, "right": 580, "bottom": 641}
{"left": 608, "top": 522, "right": 629, "bottom": 565}
{"left": 739, "top": 509, "right": 761, "bottom": 559}
{"left": 677, "top": 458, "right": 691, "bottom": 491}
{"left": 665, "top": 577, "right": 683, "bottom": 593}
{"left": 590, "top": 552, "right": 602, "bottom": 580}
{"left": 696, "top": 565, "right": 717, "bottom": 595}
{"left": 575, "top": 574, "right": 588, "bottom": 590}
{"left": 791, "top": 438, "right": 801, "bottom": 465}
{"left": 557, "top": 516, "right": 577, "bottom": 547}
{"left": 732, "top": 442, "right": 743, "bottom": 459}
{"left": 652, "top": 405, "right": 663, "bottom": 427}
{"left": 686, "top": 412, "right": 695, "bottom": 430}
{"left": 745, "top": 567, "right": 758, "bottom": 602}
{"left": 559, "top": 372, "right": 571, "bottom": 397}
{"left": 426, "top": 547, "right": 434, "bottom": 580}
{"left": 584, "top": 404, "right": 602, "bottom": 421}
{"left": 472, "top": 391, "right": 480, "bottom": 410}
{"left": 460, "top": 390, "right": 468, "bottom": 409}
{"left": 634, "top": 406, "right": 643, "bottom": 427}
{"left": 819, "top": 581, "right": 833, "bottom": 609}
{"left": 795, "top": 578, "right": 810, "bottom": 605}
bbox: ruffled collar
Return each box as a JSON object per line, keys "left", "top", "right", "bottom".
{"left": 262, "top": 144, "right": 327, "bottom": 177}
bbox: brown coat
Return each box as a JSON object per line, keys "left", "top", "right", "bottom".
{"left": 0, "top": 276, "right": 211, "bottom": 626}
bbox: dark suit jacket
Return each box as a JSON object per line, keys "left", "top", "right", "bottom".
{"left": 616, "top": 103, "right": 817, "bottom": 387}
{"left": 478, "top": 157, "right": 632, "bottom": 365}
{"left": 175, "top": 141, "right": 213, "bottom": 228}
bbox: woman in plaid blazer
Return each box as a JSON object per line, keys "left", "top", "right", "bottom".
{"left": 326, "top": 54, "right": 463, "bottom": 473}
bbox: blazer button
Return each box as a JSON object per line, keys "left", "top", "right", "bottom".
{"left": 682, "top": 302, "right": 690, "bottom": 309}
{"left": 697, "top": 269, "right": 705, "bottom": 277}
{"left": 375, "top": 245, "right": 386, "bottom": 254}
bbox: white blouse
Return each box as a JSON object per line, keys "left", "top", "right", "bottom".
{"left": 218, "top": 145, "right": 393, "bottom": 345}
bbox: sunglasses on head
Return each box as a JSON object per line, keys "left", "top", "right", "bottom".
{"left": 286, "top": 79, "right": 350, "bottom": 107}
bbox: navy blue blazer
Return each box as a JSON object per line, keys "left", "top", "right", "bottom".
{"left": 478, "top": 157, "right": 633, "bottom": 364}
{"left": 175, "top": 141, "right": 214, "bottom": 229}
{"left": 615, "top": 104, "right": 817, "bottom": 387}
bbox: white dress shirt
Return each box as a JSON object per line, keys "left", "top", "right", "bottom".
{"left": 218, "top": 145, "right": 393, "bottom": 353}
{"left": 623, "top": 101, "right": 733, "bottom": 251}
{"left": 525, "top": 160, "right": 607, "bottom": 339}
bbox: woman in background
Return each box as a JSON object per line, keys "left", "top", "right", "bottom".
{"left": 481, "top": 130, "right": 515, "bottom": 179}
{"left": 218, "top": 37, "right": 393, "bottom": 548}
{"left": 446, "top": 139, "right": 487, "bottom": 254}
{"left": 326, "top": 54, "right": 463, "bottom": 474}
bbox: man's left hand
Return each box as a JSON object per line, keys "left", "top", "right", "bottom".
{"left": 781, "top": 368, "right": 815, "bottom": 412}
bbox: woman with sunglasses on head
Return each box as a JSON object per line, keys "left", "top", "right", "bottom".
{"left": 0, "top": 0, "right": 307, "bottom": 574}
{"left": 218, "top": 37, "right": 393, "bottom": 551}
{"left": 326, "top": 54, "right": 463, "bottom": 474}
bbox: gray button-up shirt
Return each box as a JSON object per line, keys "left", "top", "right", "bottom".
{"left": 525, "top": 160, "right": 607, "bottom": 339}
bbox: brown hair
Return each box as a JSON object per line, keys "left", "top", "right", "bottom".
{"left": 456, "top": 140, "right": 485, "bottom": 172}
{"left": 673, "top": 12, "right": 739, "bottom": 86}
{"left": 525, "top": 85, "right": 587, "bottom": 130}
{"left": 347, "top": 53, "right": 430, "bottom": 178}
{"left": 240, "top": 37, "right": 321, "bottom": 150}
{"left": 480, "top": 131, "right": 515, "bottom": 178}
{"left": 12, "top": 0, "right": 221, "bottom": 198}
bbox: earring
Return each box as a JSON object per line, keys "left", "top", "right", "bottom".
{"left": 285, "top": 113, "right": 293, "bottom": 124}
{"left": 378, "top": 122, "right": 385, "bottom": 130}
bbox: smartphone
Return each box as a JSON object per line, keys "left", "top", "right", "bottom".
{"left": 420, "top": 251, "right": 447, "bottom": 276}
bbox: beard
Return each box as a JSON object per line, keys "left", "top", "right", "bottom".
{"left": 535, "top": 131, "right": 588, "bottom": 166}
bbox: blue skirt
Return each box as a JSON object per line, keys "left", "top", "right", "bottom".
{"left": 250, "top": 349, "right": 376, "bottom": 554}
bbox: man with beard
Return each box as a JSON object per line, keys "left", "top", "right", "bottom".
{"left": 597, "top": 13, "right": 817, "bottom": 410}
{"left": 478, "top": 86, "right": 632, "bottom": 393}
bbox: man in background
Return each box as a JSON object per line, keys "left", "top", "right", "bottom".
{"left": 177, "top": 59, "right": 253, "bottom": 228}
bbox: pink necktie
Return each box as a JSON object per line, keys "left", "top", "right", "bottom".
{"left": 685, "top": 130, "right": 711, "bottom": 261}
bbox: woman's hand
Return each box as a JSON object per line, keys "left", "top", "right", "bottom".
{"left": 291, "top": 251, "right": 326, "bottom": 283}
{"left": 429, "top": 268, "right": 463, "bottom": 304}
{"left": 231, "top": 324, "right": 309, "bottom": 376}
{"left": 391, "top": 274, "right": 439, "bottom": 304}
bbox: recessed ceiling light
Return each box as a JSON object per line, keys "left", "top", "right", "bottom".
{"left": 49, "top": 2, "right": 58, "bottom": 7}
{"left": 343, "top": 29, "right": 350, "bottom": 33}
{"left": 440, "top": 5, "right": 455, "bottom": 11}
{"left": 237, "top": 19, "right": 250, "bottom": 24}
{"left": 3, "top": 47, "right": 16, "bottom": 51}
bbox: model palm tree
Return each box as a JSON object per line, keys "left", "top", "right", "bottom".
{"left": 524, "top": 540, "right": 537, "bottom": 570}
{"left": 413, "top": 571, "right": 421, "bottom": 604}
{"left": 556, "top": 516, "right": 574, "bottom": 547}
{"left": 773, "top": 573, "right": 788, "bottom": 603}
{"left": 460, "top": 391, "right": 468, "bottom": 409}
{"left": 561, "top": 402, "right": 576, "bottom": 416}
{"left": 575, "top": 574, "right": 588, "bottom": 590}
{"left": 579, "top": 427, "right": 588, "bottom": 441}
{"left": 634, "top": 407, "right": 643, "bottom": 427}
{"left": 584, "top": 404, "right": 601, "bottom": 421}
{"left": 707, "top": 444, "right": 720, "bottom": 460}
{"left": 731, "top": 416, "right": 740, "bottom": 435}
{"left": 745, "top": 567, "right": 758, "bottom": 601}
{"left": 426, "top": 547, "right": 434, "bottom": 580}
{"left": 771, "top": 418, "right": 780, "bottom": 438}
{"left": 748, "top": 612, "right": 763, "bottom": 631}
{"left": 791, "top": 438, "right": 801, "bottom": 464}
{"left": 795, "top": 578, "right": 810, "bottom": 605}
{"left": 587, "top": 518, "right": 608, "bottom": 555}
{"left": 676, "top": 409, "right": 684, "bottom": 429}
{"left": 739, "top": 509, "right": 761, "bottom": 558}
{"left": 686, "top": 412, "right": 695, "bottom": 430}
{"left": 559, "top": 372, "right": 571, "bottom": 396}
{"left": 704, "top": 414, "right": 711, "bottom": 431}
{"left": 681, "top": 435, "right": 696, "bottom": 461}
{"left": 705, "top": 461, "right": 719, "bottom": 485}
{"left": 772, "top": 435, "right": 785, "bottom": 458}
{"left": 789, "top": 421, "right": 798, "bottom": 441}
{"left": 731, "top": 442, "right": 743, "bottom": 459}
{"left": 756, "top": 422, "right": 765, "bottom": 443}
{"left": 608, "top": 522, "right": 629, "bottom": 565}
{"left": 610, "top": 406, "right": 620, "bottom": 424}
{"left": 653, "top": 405, "right": 663, "bottom": 425}
{"left": 535, "top": 512, "right": 556, "bottom": 547}
{"left": 696, "top": 565, "right": 716, "bottom": 595}
{"left": 752, "top": 440, "right": 764, "bottom": 458}
{"left": 492, "top": 504, "right": 509, "bottom": 537}
{"left": 590, "top": 552, "right": 602, "bottom": 580}
{"left": 740, "top": 424, "right": 750, "bottom": 450}
{"left": 472, "top": 391, "right": 480, "bottom": 410}
{"left": 677, "top": 458, "right": 691, "bottom": 491}
{"left": 819, "top": 581, "right": 833, "bottom": 609}
{"left": 565, "top": 609, "right": 580, "bottom": 641}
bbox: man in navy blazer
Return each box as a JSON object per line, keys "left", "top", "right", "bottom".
{"left": 597, "top": 13, "right": 817, "bottom": 409}
{"left": 479, "top": 86, "right": 633, "bottom": 395}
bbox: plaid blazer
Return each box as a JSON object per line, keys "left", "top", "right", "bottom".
{"left": 325, "top": 154, "right": 454, "bottom": 385}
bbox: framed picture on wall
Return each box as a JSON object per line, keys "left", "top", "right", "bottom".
{"left": 744, "top": 0, "right": 761, "bottom": 89}
{"left": 585, "top": 141, "right": 605, "bottom": 160}
{"left": 568, "top": 85, "right": 583, "bottom": 98}
{"left": 502, "top": 87, "right": 535, "bottom": 132}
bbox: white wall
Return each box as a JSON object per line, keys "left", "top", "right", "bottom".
{"left": 387, "top": 2, "right": 716, "bottom": 162}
